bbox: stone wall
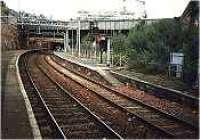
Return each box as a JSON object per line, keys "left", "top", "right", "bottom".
{"left": 1, "top": 24, "right": 20, "bottom": 51}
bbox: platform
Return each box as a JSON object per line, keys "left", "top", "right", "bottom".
{"left": 1, "top": 50, "right": 33, "bottom": 138}
{"left": 54, "top": 51, "right": 122, "bottom": 86}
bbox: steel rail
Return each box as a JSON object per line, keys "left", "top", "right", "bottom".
{"left": 50, "top": 55, "right": 198, "bottom": 129}
{"left": 47, "top": 55, "right": 198, "bottom": 138}
{"left": 44, "top": 55, "right": 175, "bottom": 138}
{"left": 36, "top": 55, "right": 123, "bottom": 139}
{"left": 22, "top": 54, "right": 66, "bottom": 139}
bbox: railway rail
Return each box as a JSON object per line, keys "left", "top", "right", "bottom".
{"left": 110, "top": 71, "right": 199, "bottom": 107}
{"left": 39, "top": 53, "right": 174, "bottom": 138}
{"left": 19, "top": 51, "right": 121, "bottom": 139}
{"left": 45, "top": 53, "right": 198, "bottom": 139}
{"left": 19, "top": 53, "right": 65, "bottom": 139}
{"left": 50, "top": 54, "right": 198, "bottom": 126}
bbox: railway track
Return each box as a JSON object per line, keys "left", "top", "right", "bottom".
{"left": 50, "top": 54, "right": 199, "bottom": 124}
{"left": 52, "top": 54, "right": 198, "bottom": 126}
{"left": 19, "top": 51, "right": 121, "bottom": 139}
{"left": 45, "top": 54, "right": 198, "bottom": 139}
{"left": 19, "top": 54, "right": 65, "bottom": 139}
{"left": 37, "top": 53, "right": 174, "bottom": 139}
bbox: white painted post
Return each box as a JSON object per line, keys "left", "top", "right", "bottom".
{"left": 119, "top": 53, "right": 122, "bottom": 67}
{"left": 107, "top": 38, "right": 111, "bottom": 66}
{"left": 38, "top": 20, "right": 41, "bottom": 34}
{"left": 64, "top": 33, "right": 66, "bottom": 52}
{"left": 21, "top": 15, "right": 24, "bottom": 29}
{"left": 78, "top": 19, "right": 81, "bottom": 57}
{"left": 72, "top": 29, "right": 74, "bottom": 56}
{"left": 94, "top": 41, "right": 96, "bottom": 59}
{"left": 111, "top": 48, "right": 113, "bottom": 67}
{"left": 66, "top": 30, "right": 69, "bottom": 51}
{"left": 76, "top": 28, "right": 78, "bottom": 55}
{"left": 64, "top": 30, "right": 69, "bottom": 53}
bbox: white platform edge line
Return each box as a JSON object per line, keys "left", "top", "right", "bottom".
{"left": 54, "top": 52, "right": 122, "bottom": 86}
{"left": 53, "top": 52, "right": 97, "bottom": 70}
{"left": 15, "top": 51, "right": 42, "bottom": 139}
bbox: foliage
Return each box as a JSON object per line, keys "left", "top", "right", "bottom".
{"left": 112, "top": 19, "right": 198, "bottom": 86}
{"left": 127, "top": 19, "right": 183, "bottom": 68}
{"left": 128, "top": 19, "right": 187, "bottom": 72}
{"left": 79, "top": 18, "right": 198, "bottom": 86}
{"left": 81, "top": 35, "right": 93, "bottom": 57}
{"left": 81, "top": 35, "right": 93, "bottom": 49}
{"left": 182, "top": 26, "right": 199, "bottom": 86}
{"left": 1, "top": 2, "right": 9, "bottom": 16}
{"left": 111, "top": 33, "right": 128, "bottom": 66}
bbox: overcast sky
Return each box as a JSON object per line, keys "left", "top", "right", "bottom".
{"left": 4, "top": 0, "right": 190, "bottom": 20}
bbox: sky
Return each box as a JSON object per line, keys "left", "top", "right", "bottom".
{"left": 4, "top": 0, "right": 191, "bottom": 20}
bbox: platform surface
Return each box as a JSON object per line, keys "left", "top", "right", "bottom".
{"left": 1, "top": 50, "right": 33, "bottom": 138}
{"left": 54, "top": 51, "right": 122, "bottom": 86}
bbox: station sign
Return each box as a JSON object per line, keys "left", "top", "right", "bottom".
{"left": 170, "top": 52, "right": 184, "bottom": 65}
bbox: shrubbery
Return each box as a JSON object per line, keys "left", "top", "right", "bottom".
{"left": 111, "top": 19, "right": 198, "bottom": 86}
{"left": 81, "top": 35, "right": 94, "bottom": 58}
{"left": 182, "top": 26, "right": 199, "bottom": 86}
{"left": 111, "top": 33, "right": 128, "bottom": 66}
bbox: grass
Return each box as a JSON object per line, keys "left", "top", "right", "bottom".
{"left": 113, "top": 67, "right": 193, "bottom": 93}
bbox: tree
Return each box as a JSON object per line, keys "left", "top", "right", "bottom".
{"left": 127, "top": 19, "right": 183, "bottom": 72}
{"left": 1, "top": 1, "right": 9, "bottom": 17}
{"left": 111, "top": 33, "right": 128, "bottom": 66}
{"left": 81, "top": 35, "right": 93, "bottom": 58}
{"left": 182, "top": 26, "right": 198, "bottom": 87}
{"left": 127, "top": 22, "right": 152, "bottom": 68}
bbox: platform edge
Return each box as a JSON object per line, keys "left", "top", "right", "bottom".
{"left": 15, "top": 51, "right": 42, "bottom": 139}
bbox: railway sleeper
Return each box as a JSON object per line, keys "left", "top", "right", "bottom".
{"left": 47, "top": 104, "right": 77, "bottom": 108}
{"left": 45, "top": 102, "right": 79, "bottom": 108}
{"left": 61, "top": 122, "right": 98, "bottom": 131}
{"left": 52, "top": 109, "right": 87, "bottom": 115}
{"left": 173, "top": 130, "right": 197, "bottom": 138}
{"left": 48, "top": 106, "right": 79, "bottom": 112}
{"left": 52, "top": 112, "right": 87, "bottom": 120}
{"left": 37, "top": 119, "right": 50, "bottom": 126}
{"left": 39, "top": 126, "right": 54, "bottom": 138}
{"left": 31, "top": 106, "right": 43, "bottom": 112}
{"left": 64, "top": 130, "right": 106, "bottom": 139}
{"left": 56, "top": 116, "right": 91, "bottom": 124}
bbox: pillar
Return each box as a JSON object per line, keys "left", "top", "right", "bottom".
{"left": 107, "top": 38, "right": 111, "bottom": 66}
{"left": 78, "top": 19, "right": 81, "bottom": 57}
{"left": 64, "top": 30, "right": 69, "bottom": 52}
{"left": 71, "top": 29, "right": 74, "bottom": 56}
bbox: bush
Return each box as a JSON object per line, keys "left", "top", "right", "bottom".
{"left": 127, "top": 19, "right": 184, "bottom": 72}
{"left": 112, "top": 19, "right": 198, "bottom": 87}
{"left": 182, "top": 26, "right": 199, "bottom": 86}
{"left": 81, "top": 35, "right": 93, "bottom": 57}
{"left": 111, "top": 33, "right": 128, "bottom": 66}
